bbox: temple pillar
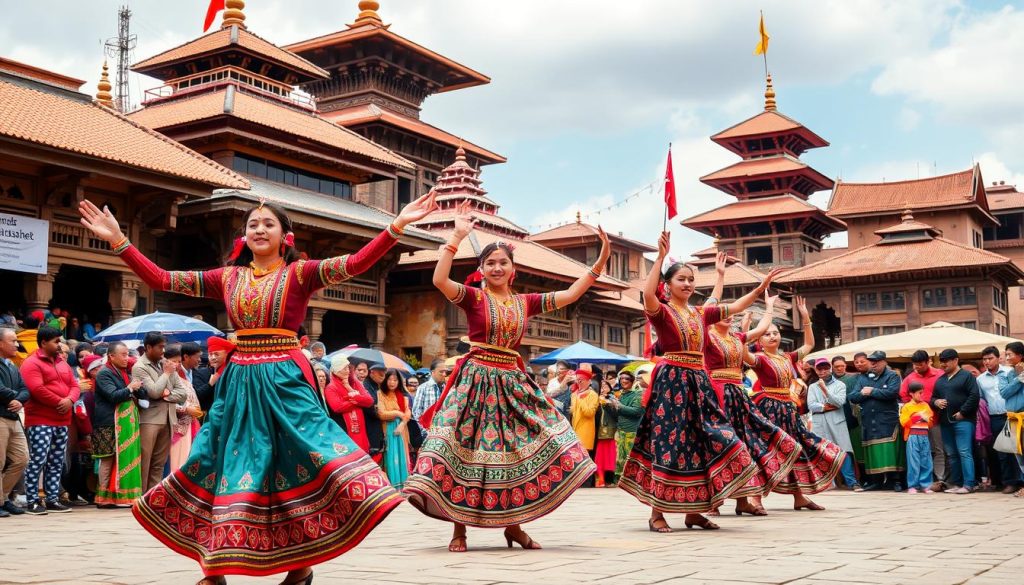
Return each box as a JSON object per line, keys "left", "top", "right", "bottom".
{"left": 108, "top": 272, "right": 142, "bottom": 323}
{"left": 905, "top": 284, "right": 922, "bottom": 330}
{"left": 365, "top": 314, "right": 388, "bottom": 349}
{"left": 305, "top": 308, "right": 329, "bottom": 343}
{"left": 23, "top": 266, "right": 59, "bottom": 314}
{"left": 839, "top": 288, "right": 855, "bottom": 344}
{"left": 977, "top": 283, "right": 996, "bottom": 333}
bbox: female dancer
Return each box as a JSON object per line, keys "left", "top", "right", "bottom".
{"left": 702, "top": 266, "right": 800, "bottom": 516}
{"left": 747, "top": 297, "right": 844, "bottom": 510}
{"left": 405, "top": 200, "right": 608, "bottom": 552}
{"left": 619, "top": 232, "right": 783, "bottom": 532}
{"left": 78, "top": 192, "right": 437, "bottom": 585}
{"left": 377, "top": 368, "right": 413, "bottom": 488}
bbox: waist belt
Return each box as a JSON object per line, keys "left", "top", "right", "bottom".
{"left": 709, "top": 368, "right": 743, "bottom": 383}
{"left": 233, "top": 328, "right": 299, "bottom": 353}
{"left": 660, "top": 351, "right": 704, "bottom": 370}
{"left": 761, "top": 386, "right": 793, "bottom": 402}
{"left": 468, "top": 343, "right": 521, "bottom": 368}
{"left": 909, "top": 427, "right": 929, "bottom": 436}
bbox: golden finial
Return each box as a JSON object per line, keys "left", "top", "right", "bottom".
{"left": 96, "top": 61, "right": 114, "bottom": 109}
{"left": 455, "top": 141, "right": 466, "bottom": 162}
{"left": 901, "top": 208, "right": 914, "bottom": 223}
{"left": 764, "top": 73, "right": 777, "bottom": 111}
{"left": 355, "top": 1, "right": 382, "bottom": 24}
{"left": 222, "top": 0, "right": 247, "bottom": 29}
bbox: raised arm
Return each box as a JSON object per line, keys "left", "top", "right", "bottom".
{"left": 703, "top": 252, "right": 727, "bottom": 307}
{"left": 724, "top": 267, "right": 786, "bottom": 317}
{"left": 433, "top": 200, "right": 475, "bottom": 302}
{"left": 745, "top": 291, "right": 778, "bottom": 343}
{"left": 643, "top": 231, "right": 670, "bottom": 315}
{"left": 551, "top": 226, "right": 611, "bottom": 309}
{"left": 794, "top": 296, "right": 815, "bottom": 358}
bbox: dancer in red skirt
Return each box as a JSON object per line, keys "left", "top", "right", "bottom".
{"left": 619, "top": 232, "right": 784, "bottom": 532}
{"left": 748, "top": 297, "right": 844, "bottom": 510}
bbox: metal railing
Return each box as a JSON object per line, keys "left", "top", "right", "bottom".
{"left": 50, "top": 220, "right": 112, "bottom": 252}
{"left": 141, "top": 67, "right": 316, "bottom": 111}
{"left": 318, "top": 282, "right": 379, "bottom": 305}
{"left": 526, "top": 316, "right": 573, "bottom": 342}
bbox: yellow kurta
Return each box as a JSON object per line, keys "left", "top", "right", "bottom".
{"left": 571, "top": 389, "right": 600, "bottom": 450}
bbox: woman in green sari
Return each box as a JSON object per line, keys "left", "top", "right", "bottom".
{"left": 92, "top": 342, "right": 143, "bottom": 507}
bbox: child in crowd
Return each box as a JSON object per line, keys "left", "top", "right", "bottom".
{"left": 900, "top": 382, "right": 935, "bottom": 494}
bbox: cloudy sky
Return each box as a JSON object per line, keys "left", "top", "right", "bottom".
{"left": 4, "top": 0, "right": 1024, "bottom": 255}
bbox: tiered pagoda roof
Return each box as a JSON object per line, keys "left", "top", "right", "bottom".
{"left": 530, "top": 216, "right": 657, "bottom": 253}
{"left": 986, "top": 182, "right": 1024, "bottom": 212}
{"left": 684, "top": 194, "right": 845, "bottom": 238}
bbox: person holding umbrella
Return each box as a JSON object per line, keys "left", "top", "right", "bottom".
{"left": 406, "top": 200, "right": 609, "bottom": 552}
{"left": 78, "top": 191, "right": 438, "bottom": 585}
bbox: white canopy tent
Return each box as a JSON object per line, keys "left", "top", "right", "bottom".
{"left": 806, "top": 321, "right": 1021, "bottom": 362}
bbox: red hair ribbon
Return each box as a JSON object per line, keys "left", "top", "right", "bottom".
{"left": 284, "top": 232, "right": 295, "bottom": 247}
{"left": 656, "top": 281, "right": 668, "bottom": 302}
{"left": 464, "top": 270, "right": 483, "bottom": 286}
{"left": 227, "top": 236, "right": 247, "bottom": 261}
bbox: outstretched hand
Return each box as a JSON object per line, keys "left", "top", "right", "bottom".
{"left": 595, "top": 225, "right": 611, "bottom": 267}
{"left": 78, "top": 199, "right": 125, "bottom": 245}
{"left": 759, "top": 266, "right": 788, "bottom": 290}
{"left": 794, "top": 295, "right": 809, "bottom": 317}
{"left": 765, "top": 290, "right": 779, "bottom": 308}
{"left": 395, "top": 189, "right": 439, "bottom": 229}
{"left": 453, "top": 200, "right": 478, "bottom": 239}
{"left": 715, "top": 252, "right": 727, "bottom": 276}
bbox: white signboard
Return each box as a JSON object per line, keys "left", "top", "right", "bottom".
{"left": 0, "top": 212, "right": 49, "bottom": 275}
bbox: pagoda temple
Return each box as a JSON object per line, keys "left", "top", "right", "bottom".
{"left": 285, "top": 1, "right": 506, "bottom": 212}
{"left": 682, "top": 76, "right": 845, "bottom": 268}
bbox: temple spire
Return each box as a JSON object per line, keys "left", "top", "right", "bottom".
{"left": 354, "top": 1, "right": 383, "bottom": 25}
{"left": 764, "top": 73, "right": 777, "bottom": 111}
{"left": 96, "top": 61, "right": 114, "bottom": 108}
{"left": 222, "top": 0, "right": 247, "bottom": 29}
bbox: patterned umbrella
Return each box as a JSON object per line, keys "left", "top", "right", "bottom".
{"left": 325, "top": 346, "right": 414, "bottom": 373}
{"left": 91, "top": 311, "right": 224, "bottom": 344}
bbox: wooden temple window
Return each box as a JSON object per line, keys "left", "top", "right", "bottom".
{"left": 745, "top": 245, "right": 773, "bottom": 265}
{"left": 951, "top": 286, "right": 977, "bottom": 307}
{"left": 922, "top": 287, "right": 948, "bottom": 308}
{"left": 608, "top": 326, "right": 625, "bottom": 345}
{"left": 581, "top": 322, "right": 600, "bottom": 343}
{"left": 856, "top": 327, "right": 879, "bottom": 341}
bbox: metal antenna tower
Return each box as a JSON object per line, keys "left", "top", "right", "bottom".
{"left": 104, "top": 6, "right": 137, "bottom": 112}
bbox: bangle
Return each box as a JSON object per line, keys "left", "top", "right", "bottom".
{"left": 587, "top": 268, "right": 601, "bottom": 279}
{"left": 706, "top": 296, "right": 719, "bottom": 304}
{"left": 387, "top": 223, "right": 404, "bottom": 238}
{"left": 443, "top": 243, "right": 459, "bottom": 255}
{"left": 111, "top": 237, "right": 130, "bottom": 254}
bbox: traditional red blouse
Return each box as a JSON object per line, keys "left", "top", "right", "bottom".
{"left": 750, "top": 351, "right": 800, "bottom": 390}
{"left": 449, "top": 284, "right": 557, "bottom": 349}
{"left": 115, "top": 229, "right": 399, "bottom": 332}
{"left": 645, "top": 302, "right": 726, "bottom": 354}
{"left": 704, "top": 330, "right": 747, "bottom": 372}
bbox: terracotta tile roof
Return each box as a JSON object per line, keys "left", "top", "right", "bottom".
{"left": 700, "top": 156, "right": 833, "bottom": 190}
{"left": 398, "top": 228, "right": 629, "bottom": 290}
{"left": 132, "top": 26, "right": 329, "bottom": 81}
{"left": 682, "top": 195, "right": 845, "bottom": 230}
{"left": 593, "top": 291, "right": 645, "bottom": 311}
{"left": 323, "top": 104, "right": 505, "bottom": 164}
{"left": 711, "top": 110, "right": 827, "bottom": 146}
{"left": 692, "top": 264, "right": 766, "bottom": 289}
{"left": 284, "top": 22, "right": 489, "bottom": 93}
{"left": 530, "top": 222, "right": 657, "bottom": 252}
{"left": 777, "top": 235, "right": 1023, "bottom": 285}
{"left": 0, "top": 75, "right": 248, "bottom": 190}
{"left": 127, "top": 89, "right": 413, "bottom": 170}
{"left": 986, "top": 185, "right": 1024, "bottom": 211}
{"left": 415, "top": 211, "right": 528, "bottom": 236}
{"left": 0, "top": 57, "right": 85, "bottom": 92}
{"left": 828, "top": 166, "right": 993, "bottom": 219}
{"left": 874, "top": 219, "right": 940, "bottom": 237}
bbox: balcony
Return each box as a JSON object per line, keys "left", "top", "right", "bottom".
{"left": 526, "top": 316, "right": 573, "bottom": 343}
{"left": 317, "top": 282, "right": 379, "bottom": 306}
{"left": 140, "top": 67, "right": 316, "bottom": 111}
{"left": 50, "top": 220, "right": 112, "bottom": 252}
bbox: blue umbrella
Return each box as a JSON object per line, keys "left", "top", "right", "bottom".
{"left": 530, "top": 341, "right": 634, "bottom": 366}
{"left": 325, "top": 346, "right": 414, "bottom": 373}
{"left": 91, "top": 311, "right": 224, "bottom": 344}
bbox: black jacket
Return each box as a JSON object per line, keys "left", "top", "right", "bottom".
{"left": 362, "top": 379, "right": 384, "bottom": 455}
{"left": 191, "top": 366, "right": 215, "bottom": 415}
{"left": 931, "top": 368, "right": 981, "bottom": 424}
{"left": 848, "top": 368, "right": 902, "bottom": 442}
{"left": 94, "top": 366, "right": 135, "bottom": 427}
{"left": 0, "top": 359, "right": 30, "bottom": 421}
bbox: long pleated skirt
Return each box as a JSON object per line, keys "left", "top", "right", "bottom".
{"left": 619, "top": 362, "right": 758, "bottom": 513}
{"left": 714, "top": 379, "right": 802, "bottom": 498}
{"left": 404, "top": 349, "right": 595, "bottom": 527}
{"left": 751, "top": 393, "right": 845, "bottom": 495}
{"left": 133, "top": 351, "right": 402, "bottom": 576}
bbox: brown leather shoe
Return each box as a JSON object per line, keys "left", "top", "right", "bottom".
{"left": 1003, "top": 485, "right": 1018, "bottom": 495}
{"left": 929, "top": 482, "right": 945, "bottom": 492}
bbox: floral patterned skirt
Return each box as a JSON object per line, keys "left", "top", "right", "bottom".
{"left": 404, "top": 349, "right": 595, "bottom": 527}
{"left": 619, "top": 363, "right": 758, "bottom": 513}
{"left": 715, "top": 380, "right": 802, "bottom": 498}
{"left": 751, "top": 394, "right": 845, "bottom": 494}
{"left": 132, "top": 352, "right": 402, "bottom": 577}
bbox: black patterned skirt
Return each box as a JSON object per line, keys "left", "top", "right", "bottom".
{"left": 619, "top": 356, "right": 758, "bottom": 513}
{"left": 751, "top": 393, "right": 844, "bottom": 494}
{"left": 714, "top": 378, "right": 802, "bottom": 498}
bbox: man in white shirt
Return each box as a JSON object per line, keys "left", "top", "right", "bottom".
{"left": 978, "top": 346, "right": 1022, "bottom": 493}
{"left": 546, "top": 360, "right": 574, "bottom": 420}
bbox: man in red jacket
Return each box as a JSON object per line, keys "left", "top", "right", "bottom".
{"left": 20, "top": 326, "right": 79, "bottom": 515}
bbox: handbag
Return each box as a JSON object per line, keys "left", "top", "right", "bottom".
{"left": 975, "top": 400, "right": 993, "bottom": 444}
{"left": 993, "top": 412, "right": 1023, "bottom": 454}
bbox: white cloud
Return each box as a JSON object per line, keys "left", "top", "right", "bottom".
{"left": 977, "top": 152, "right": 1024, "bottom": 189}
{"left": 897, "top": 107, "right": 922, "bottom": 132}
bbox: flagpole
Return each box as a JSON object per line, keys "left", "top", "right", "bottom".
{"left": 760, "top": 11, "right": 769, "bottom": 78}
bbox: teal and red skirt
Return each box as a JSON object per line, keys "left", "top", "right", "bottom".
{"left": 404, "top": 346, "right": 595, "bottom": 527}
{"left": 619, "top": 353, "right": 759, "bottom": 513}
{"left": 133, "top": 343, "right": 402, "bottom": 577}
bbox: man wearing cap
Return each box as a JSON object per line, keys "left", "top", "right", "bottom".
{"left": 899, "top": 350, "right": 949, "bottom": 491}
{"left": 613, "top": 367, "right": 646, "bottom": 483}
{"left": 931, "top": 348, "right": 981, "bottom": 494}
{"left": 849, "top": 350, "right": 904, "bottom": 491}
{"left": 807, "top": 358, "right": 859, "bottom": 491}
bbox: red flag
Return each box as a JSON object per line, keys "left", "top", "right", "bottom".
{"left": 204, "top": 0, "right": 226, "bottom": 32}
{"left": 663, "top": 146, "right": 677, "bottom": 220}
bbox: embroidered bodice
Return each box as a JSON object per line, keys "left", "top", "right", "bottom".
{"left": 751, "top": 351, "right": 799, "bottom": 389}
{"left": 704, "top": 329, "right": 747, "bottom": 371}
{"left": 116, "top": 229, "right": 399, "bottom": 332}
{"left": 645, "top": 302, "right": 725, "bottom": 354}
{"left": 450, "top": 285, "right": 557, "bottom": 349}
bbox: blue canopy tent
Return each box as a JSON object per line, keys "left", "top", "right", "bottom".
{"left": 530, "top": 341, "right": 635, "bottom": 366}
{"left": 91, "top": 312, "right": 224, "bottom": 345}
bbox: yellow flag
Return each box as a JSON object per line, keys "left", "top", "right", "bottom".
{"left": 754, "top": 13, "right": 769, "bottom": 56}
